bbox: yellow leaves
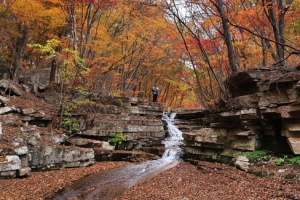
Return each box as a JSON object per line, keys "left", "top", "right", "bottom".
{"left": 10, "top": 0, "right": 42, "bottom": 22}
{"left": 8, "top": 0, "right": 65, "bottom": 39}
{"left": 40, "top": 8, "right": 66, "bottom": 29}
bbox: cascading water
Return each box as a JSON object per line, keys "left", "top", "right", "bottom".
{"left": 51, "top": 112, "right": 183, "bottom": 200}
{"left": 161, "top": 112, "right": 184, "bottom": 160}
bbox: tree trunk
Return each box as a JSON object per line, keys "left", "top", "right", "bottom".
{"left": 50, "top": 59, "right": 57, "bottom": 83}
{"left": 266, "top": 0, "right": 280, "bottom": 63}
{"left": 216, "top": 0, "right": 239, "bottom": 73}
{"left": 69, "top": 0, "right": 77, "bottom": 52}
{"left": 277, "top": 0, "right": 286, "bottom": 62}
{"left": 50, "top": 46, "right": 61, "bottom": 83}
{"left": 13, "top": 23, "right": 27, "bottom": 83}
{"left": 262, "top": 38, "right": 267, "bottom": 67}
{"left": 264, "top": 0, "right": 290, "bottom": 66}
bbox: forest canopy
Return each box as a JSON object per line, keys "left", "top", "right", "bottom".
{"left": 0, "top": 0, "right": 300, "bottom": 109}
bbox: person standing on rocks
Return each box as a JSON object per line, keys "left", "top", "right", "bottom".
{"left": 152, "top": 84, "right": 159, "bottom": 102}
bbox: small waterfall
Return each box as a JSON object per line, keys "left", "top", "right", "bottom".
{"left": 161, "top": 112, "right": 183, "bottom": 160}
{"left": 51, "top": 112, "right": 184, "bottom": 200}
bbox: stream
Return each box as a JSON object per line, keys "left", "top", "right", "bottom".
{"left": 49, "top": 113, "right": 183, "bottom": 200}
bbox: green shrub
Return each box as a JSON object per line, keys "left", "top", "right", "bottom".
{"left": 275, "top": 158, "right": 285, "bottom": 165}
{"left": 111, "top": 129, "right": 126, "bottom": 149}
{"left": 244, "top": 150, "right": 271, "bottom": 161}
{"left": 60, "top": 111, "right": 80, "bottom": 136}
{"left": 115, "top": 98, "right": 124, "bottom": 107}
{"left": 289, "top": 156, "right": 300, "bottom": 164}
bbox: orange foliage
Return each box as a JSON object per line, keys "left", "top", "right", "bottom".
{"left": 1, "top": 0, "right": 300, "bottom": 109}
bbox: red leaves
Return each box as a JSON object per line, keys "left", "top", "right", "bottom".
{"left": 117, "top": 161, "right": 300, "bottom": 200}
{"left": 1, "top": 159, "right": 298, "bottom": 199}
{"left": 0, "top": 161, "right": 130, "bottom": 200}
{"left": 61, "top": 0, "right": 116, "bottom": 7}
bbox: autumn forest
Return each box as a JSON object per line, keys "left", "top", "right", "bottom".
{"left": 1, "top": 0, "right": 300, "bottom": 109}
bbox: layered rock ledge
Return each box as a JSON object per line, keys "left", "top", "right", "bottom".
{"left": 174, "top": 68, "right": 300, "bottom": 164}
{"left": 0, "top": 88, "right": 165, "bottom": 179}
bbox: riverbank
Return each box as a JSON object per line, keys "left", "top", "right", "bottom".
{"left": 0, "top": 159, "right": 299, "bottom": 200}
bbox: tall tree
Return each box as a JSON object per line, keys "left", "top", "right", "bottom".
{"left": 262, "top": 0, "right": 292, "bottom": 66}
{"left": 212, "top": 0, "right": 239, "bottom": 73}
{"left": 1, "top": 0, "right": 65, "bottom": 82}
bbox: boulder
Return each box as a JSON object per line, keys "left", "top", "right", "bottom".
{"left": 0, "top": 155, "right": 21, "bottom": 171}
{"left": 18, "top": 167, "right": 31, "bottom": 177}
{"left": 0, "top": 107, "right": 12, "bottom": 115}
{"left": 235, "top": 155, "right": 249, "bottom": 172}
{"left": 0, "top": 170, "right": 17, "bottom": 178}
{"left": 0, "top": 95, "right": 9, "bottom": 104}
{"left": 14, "top": 146, "right": 28, "bottom": 155}
{"left": 21, "top": 108, "right": 36, "bottom": 115}
{"left": 0, "top": 79, "right": 24, "bottom": 96}
{"left": 29, "top": 144, "right": 95, "bottom": 169}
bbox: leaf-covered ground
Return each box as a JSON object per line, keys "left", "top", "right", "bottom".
{"left": 117, "top": 161, "right": 300, "bottom": 200}
{"left": 0, "top": 161, "right": 131, "bottom": 200}
{"left": 0, "top": 160, "right": 299, "bottom": 200}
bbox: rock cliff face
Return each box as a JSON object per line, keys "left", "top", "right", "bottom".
{"left": 175, "top": 68, "right": 300, "bottom": 164}
{"left": 0, "top": 87, "right": 164, "bottom": 179}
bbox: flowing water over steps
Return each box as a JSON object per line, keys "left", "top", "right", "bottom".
{"left": 48, "top": 113, "right": 183, "bottom": 200}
